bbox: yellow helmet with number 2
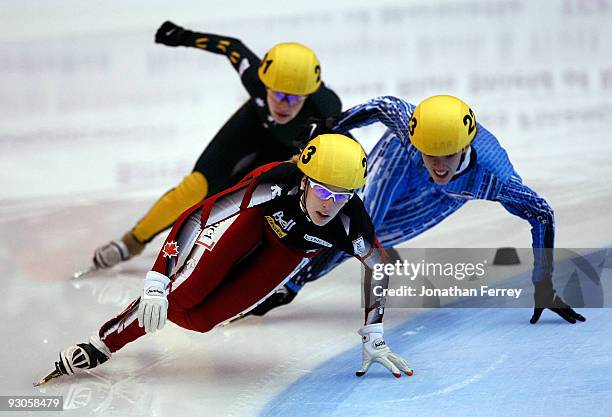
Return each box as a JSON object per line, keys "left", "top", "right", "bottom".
{"left": 409, "top": 95, "right": 477, "bottom": 156}
{"left": 297, "top": 134, "right": 367, "bottom": 190}
{"left": 258, "top": 42, "right": 321, "bottom": 96}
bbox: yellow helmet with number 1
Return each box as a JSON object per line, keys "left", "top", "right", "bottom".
{"left": 297, "top": 134, "right": 367, "bottom": 190}
{"left": 258, "top": 42, "right": 321, "bottom": 96}
{"left": 409, "top": 95, "right": 477, "bottom": 156}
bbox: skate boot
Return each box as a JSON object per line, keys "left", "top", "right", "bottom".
{"left": 34, "top": 336, "right": 111, "bottom": 386}
{"left": 75, "top": 232, "right": 145, "bottom": 278}
{"left": 249, "top": 285, "right": 297, "bottom": 316}
{"left": 93, "top": 232, "right": 145, "bottom": 269}
{"left": 57, "top": 336, "right": 111, "bottom": 376}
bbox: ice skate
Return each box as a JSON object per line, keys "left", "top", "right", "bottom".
{"left": 34, "top": 337, "right": 111, "bottom": 387}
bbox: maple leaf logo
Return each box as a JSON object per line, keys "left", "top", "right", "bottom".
{"left": 162, "top": 241, "right": 179, "bottom": 258}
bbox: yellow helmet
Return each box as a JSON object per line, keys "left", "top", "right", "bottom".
{"left": 297, "top": 134, "right": 367, "bottom": 190}
{"left": 409, "top": 95, "right": 477, "bottom": 156}
{"left": 258, "top": 42, "right": 321, "bottom": 96}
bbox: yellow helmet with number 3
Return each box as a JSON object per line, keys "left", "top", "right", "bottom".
{"left": 409, "top": 95, "right": 477, "bottom": 156}
{"left": 258, "top": 42, "right": 321, "bottom": 96}
{"left": 297, "top": 134, "right": 367, "bottom": 190}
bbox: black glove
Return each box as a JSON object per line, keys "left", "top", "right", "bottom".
{"left": 248, "top": 286, "right": 297, "bottom": 317}
{"left": 155, "top": 21, "right": 188, "bottom": 47}
{"left": 530, "top": 279, "right": 586, "bottom": 324}
{"left": 311, "top": 116, "right": 337, "bottom": 135}
{"left": 296, "top": 117, "right": 337, "bottom": 146}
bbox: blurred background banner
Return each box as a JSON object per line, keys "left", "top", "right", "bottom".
{"left": 2, "top": 0, "right": 611, "bottom": 201}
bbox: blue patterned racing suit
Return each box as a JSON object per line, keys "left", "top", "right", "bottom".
{"left": 287, "top": 96, "right": 554, "bottom": 292}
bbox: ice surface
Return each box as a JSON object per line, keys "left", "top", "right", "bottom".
{"left": 1, "top": 1, "right": 611, "bottom": 416}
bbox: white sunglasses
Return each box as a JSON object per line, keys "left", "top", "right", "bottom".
{"left": 308, "top": 179, "right": 354, "bottom": 204}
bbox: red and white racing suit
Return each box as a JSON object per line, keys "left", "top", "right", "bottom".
{"left": 99, "top": 162, "right": 388, "bottom": 353}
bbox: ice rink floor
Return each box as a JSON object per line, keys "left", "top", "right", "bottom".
{"left": 2, "top": 1, "right": 612, "bottom": 416}
{"left": 1, "top": 190, "right": 610, "bottom": 417}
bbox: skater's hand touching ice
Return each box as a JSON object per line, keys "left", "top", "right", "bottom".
{"left": 356, "top": 323, "right": 413, "bottom": 378}
{"left": 138, "top": 271, "right": 170, "bottom": 333}
{"left": 530, "top": 278, "right": 586, "bottom": 324}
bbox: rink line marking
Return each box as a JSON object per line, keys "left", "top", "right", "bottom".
{"left": 295, "top": 354, "right": 509, "bottom": 409}
{"left": 382, "top": 353, "right": 509, "bottom": 404}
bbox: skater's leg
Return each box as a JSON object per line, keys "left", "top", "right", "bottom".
{"left": 180, "top": 226, "right": 306, "bottom": 332}
{"left": 99, "top": 207, "right": 266, "bottom": 352}
{"left": 167, "top": 207, "right": 266, "bottom": 310}
{"left": 247, "top": 248, "right": 349, "bottom": 317}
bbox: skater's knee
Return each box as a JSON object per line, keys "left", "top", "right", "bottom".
{"left": 186, "top": 316, "right": 216, "bottom": 333}
{"left": 168, "top": 308, "right": 215, "bottom": 333}
{"left": 187, "top": 311, "right": 217, "bottom": 333}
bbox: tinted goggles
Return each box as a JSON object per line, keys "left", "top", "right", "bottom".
{"left": 271, "top": 90, "right": 305, "bottom": 105}
{"left": 308, "top": 179, "right": 354, "bottom": 204}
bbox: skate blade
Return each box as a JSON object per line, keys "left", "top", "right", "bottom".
{"left": 220, "top": 314, "right": 248, "bottom": 327}
{"left": 33, "top": 369, "right": 62, "bottom": 387}
{"left": 72, "top": 265, "right": 98, "bottom": 279}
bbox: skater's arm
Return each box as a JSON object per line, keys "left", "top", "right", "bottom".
{"left": 346, "top": 227, "right": 389, "bottom": 325}
{"left": 354, "top": 240, "right": 414, "bottom": 378}
{"left": 341, "top": 198, "right": 391, "bottom": 324}
{"left": 154, "top": 21, "right": 260, "bottom": 84}
{"left": 150, "top": 206, "right": 204, "bottom": 278}
{"left": 359, "top": 241, "right": 389, "bottom": 325}
{"left": 496, "top": 175, "right": 555, "bottom": 284}
{"left": 361, "top": 139, "right": 412, "bottom": 230}
{"left": 333, "top": 96, "right": 415, "bottom": 146}
{"left": 497, "top": 176, "right": 585, "bottom": 324}
{"left": 150, "top": 162, "right": 296, "bottom": 277}
{"left": 204, "top": 162, "right": 298, "bottom": 226}
{"left": 147, "top": 181, "right": 271, "bottom": 278}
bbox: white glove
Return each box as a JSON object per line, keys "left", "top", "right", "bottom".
{"left": 356, "top": 323, "right": 413, "bottom": 378}
{"left": 137, "top": 271, "right": 170, "bottom": 333}
{"left": 93, "top": 239, "right": 130, "bottom": 268}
